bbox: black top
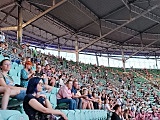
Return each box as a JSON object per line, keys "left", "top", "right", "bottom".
{"left": 111, "top": 112, "right": 121, "bottom": 120}
{"left": 23, "top": 94, "right": 45, "bottom": 120}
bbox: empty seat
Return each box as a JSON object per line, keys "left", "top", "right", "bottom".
{"left": 0, "top": 110, "right": 21, "bottom": 120}
{"left": 11, "top": 76, "right": 21, "bottom": 85}
{"left": 9, "top": 69, "right": 18, "bottom": 76}
{"left": 49, "top": 94, "right": 57, "bottom": 109}
{"left": 7, "top": 114, "right": 26, "bottom": 120}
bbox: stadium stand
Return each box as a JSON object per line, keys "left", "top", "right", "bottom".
{"left": 0, "top": 44, "right": 159, "bottom": 120}
{"left": 1, "top": 0, "right": 160, "bottom": 120}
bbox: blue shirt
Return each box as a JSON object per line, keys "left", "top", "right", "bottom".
{"left": 71, "top": 86, "right": 77, "bottom": 95}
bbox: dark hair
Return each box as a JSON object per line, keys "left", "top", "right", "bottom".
{"left": 66, "top": 80, "right": 72, "bottom": 84}
{"left": 0, "top": 59, "right": 10, "bottom": 66}
{"left": 113, "top": 104, "right": 121, "bottom": 111}
{"left": 26, "top": 77, "right": 42, "bottom": 94}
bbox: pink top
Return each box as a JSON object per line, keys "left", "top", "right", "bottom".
{"left": 57, "top": 85, "right": 72, "bottom": 99}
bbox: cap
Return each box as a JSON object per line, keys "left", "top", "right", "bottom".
{"left": 25, "top": 61, "right": 32, "bottom": 65}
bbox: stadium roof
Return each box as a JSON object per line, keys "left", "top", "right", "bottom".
{"left": 1, "top": 0, "right": 160, "bottom": 57}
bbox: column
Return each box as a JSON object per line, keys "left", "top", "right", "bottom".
{"left": 75, "top": 36, "right": 79, "bottom": 62}
{"left": 121, "top": 48, "right": 126, "bottom": 72}
{"left": 17, "top": 1, "right": 23, "bottom": 45}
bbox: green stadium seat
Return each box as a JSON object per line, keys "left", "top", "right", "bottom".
{"left": 49, "top": 93, "right": 57, "bottom": 109}
{"left": 7, "top": 114, "right": 25, "bottom": 120}
{"left": 0, "top": 54, "right": 4, "bottom": 61}
{"left": 9, "top": 69, "right": 18, "bottom": 76}
{"left": 61, "top": 110, "right": 69, "bottom": 116}
{"left": 0, "top": 113, "right": 3, "bottom": 120}
{"left": 12, "top": 62, "right": 18, "bottom": 68}
{"left": 74, "top": 109, "right": 81, "bottom": 120}
{"left": 67, "top": 110, "right": 75, "bottom": 120}
{"left": 0, "top": 110, "right": 21, "bottom": 120}
{"left": 11, "top": 76, "right": 21, "bottom": 85}
{"left": 51, "top": 87, "right": 58, "bottom": 94}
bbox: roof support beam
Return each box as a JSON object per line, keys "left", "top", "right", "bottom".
{"left": 125, "top": 40, "right": 159, "bottom": 61}
{"left": 22, "top": 0, "right": 67, "bottom": 28}
{"left": 78, "top": 3, "right": 160, "bottom": 52}
{"left": 0, "top": 0, "right": 67, "bottom": 31}
{"left": 0, "top": 26, "right": 17, "bottom": 31}
{"left": 0, "top": 5, "right": 16, "bottom": 25}
{"left": 0, "top": 1, "right": 16, "bottom": 11}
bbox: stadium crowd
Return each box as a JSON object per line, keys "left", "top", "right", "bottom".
{"left": 0, "top": 41, "right": 160, "bottom": 120}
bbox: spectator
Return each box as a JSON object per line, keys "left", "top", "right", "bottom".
{"left": 0, "top": 59, "right": 26, "bottom": 101}
{"left": 0, "top": 41, "right": 5, "bottom": 50}
{"left": 21, "top": 61, "right": 35, "bottom": 87}
{"left": 123, "top": 109, "right": 132, "bottom": 120}
{"left": 71, "top": 80, "right": 83, "bottom": 109}
{"left": 23, "top": 77, "right": 67, "bottom": 120}
{"left": 111, "top": 104, "right": 122, "bottom": 120}
{"left": 57, "top": 80, "right": 77, "bottom": 110}
{"left": 81, "top": 89, "right": 94, "bottom": 109}
{"left": 104, "top": 99, "right": 114, "bottom": 112}
{"left": 44, "top": 57, "right": 49, "bottom": 66}
{"left": 0, "top": 86, "right": 10, "bottom": 109}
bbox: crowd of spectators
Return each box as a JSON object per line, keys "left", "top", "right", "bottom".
{"left": 0, "top": 41, "right": 159, "bottom": 120}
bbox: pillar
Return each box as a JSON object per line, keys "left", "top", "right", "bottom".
{"left": 121, "top": 48, "right": 126, "bottom": 72}
{"left": 17, "top": 1, "right": 23, "bottom": 45}
{"left": 75, "top": 36, "right": 79, "bottom": 62}
{"left": 95, "top": 53, "right": 99, "bottom": 66}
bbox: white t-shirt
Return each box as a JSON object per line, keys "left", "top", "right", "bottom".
{"left": 104, "top": 104, "right": 110, "bottom": 111}
{"left": 117, "top": 98, "right": 123, "bottom": 106}
{"left": 44, "top": 60, "right": 48, "bottom": 66}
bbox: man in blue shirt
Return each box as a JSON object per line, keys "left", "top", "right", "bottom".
{"left": 71, "top": 80, "right": 83, "bottom": 109}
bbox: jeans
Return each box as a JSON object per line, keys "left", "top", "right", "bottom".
{"left": 57, "top": 98, "right": 77, "bottom": 110}
{"left": 74, "top": 98, "right": 82, "bottom": 109}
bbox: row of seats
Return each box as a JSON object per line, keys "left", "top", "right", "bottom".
{"left": 0, "top": 109, "right": 107, "bottom": 120}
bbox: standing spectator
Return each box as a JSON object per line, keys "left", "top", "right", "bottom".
{"left": 57, "top": 80, "right": 77, "bottom": 110}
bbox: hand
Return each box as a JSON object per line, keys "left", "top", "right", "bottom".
{"left": 61, "top": 113, "right": 68, "bottom": 120}
{"left": 37, "top": 94, "right": 47, "bottom": 99}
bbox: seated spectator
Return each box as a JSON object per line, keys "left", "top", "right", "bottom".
{"left": 44, "top": 57, "right": 49, "bottom": 66}
{"left": 42, "top": 64, "right": 52, "bottom": 78}
{"left": 21, "top": 61, "right": 35, "bottom": 87}
{"left": 111, "top": 104, "right": 122, "bottom": 120}
{"left": 35, "top": 64, "right": 44, "bottom": 78}
{"left": 23, "top": 77, "right": 67, "bottom": 120}
{"left": 0, "top": 59, "right": 26, "bottom": 101}
{"left": 81, "top": 89, "right": 94, "bottom": 109}
{"left": 92, "top": 92, "right": 99, "bottom": 109}
{"left": 57, "top": 80, "right": 77, "bottom": 110}
{"left": 135, "top": 108, "right": 146, "bottom": 120}
{"left": 49, "top": 76, "right": 56, "bottom": 87}
{"left": 104, "top": 99, "right": 114, "bottom": 112}
{"left": 0, "top": 41, "right": 5, "bottom": 50}
{"left": 34, "top": 63, "right": 53, "bottom": 93}
{"left": 0, "top": 86, "right": 10, "bottom": 109}
{"left": 123, "top": 109, "right": 132, "bottom": 120}
{"left": 71, "top": 80, "right": 84, "bottom": 109}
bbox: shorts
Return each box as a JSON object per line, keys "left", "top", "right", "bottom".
{"left": 14, "top": 90, "right": 26, "bottom": 101}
